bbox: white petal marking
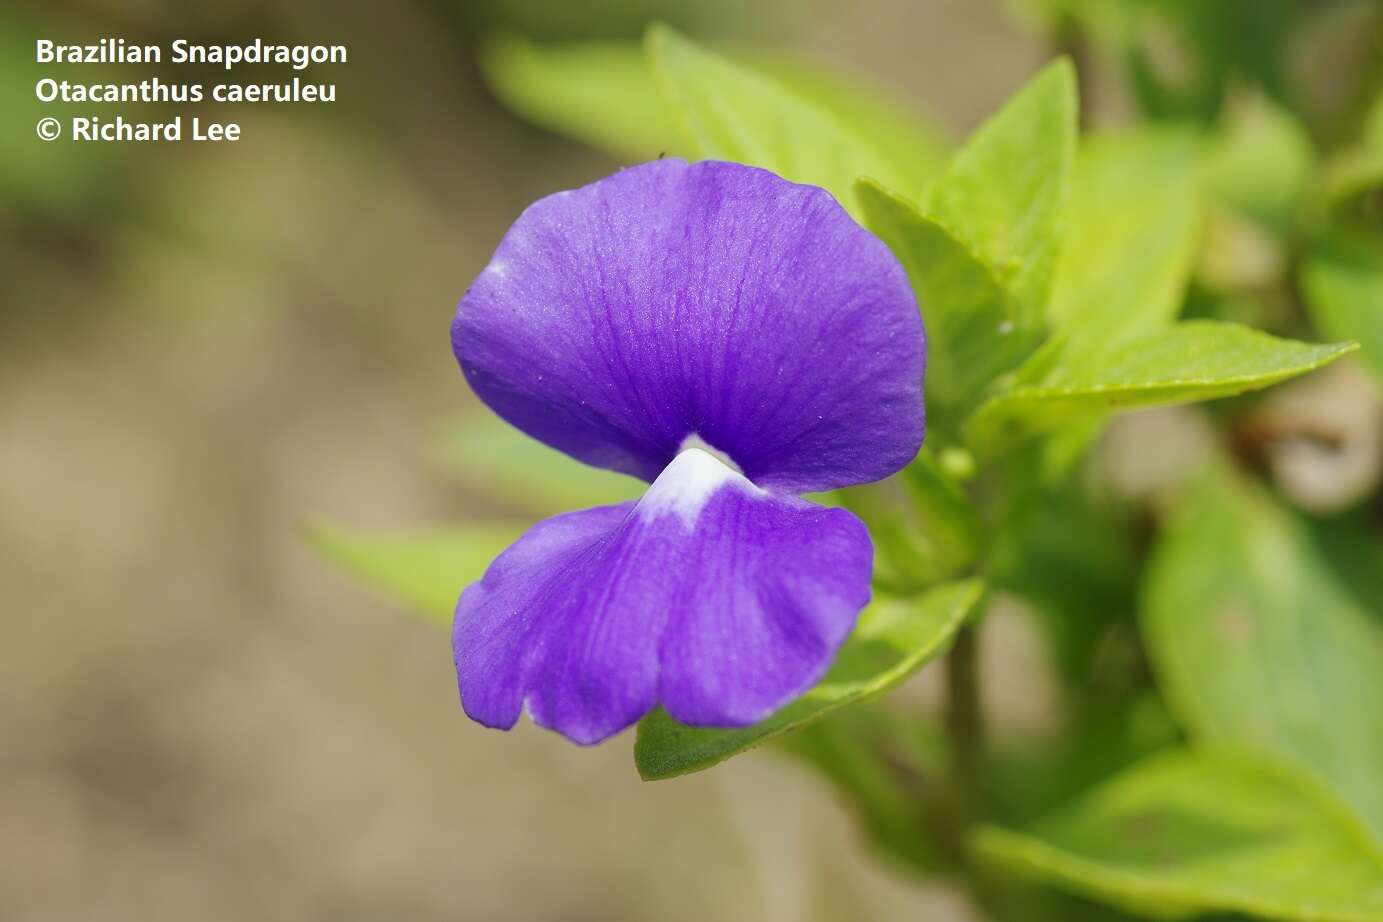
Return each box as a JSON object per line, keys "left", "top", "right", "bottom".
{"left": 637, "top": 447, "right": 763, "bottom": 527}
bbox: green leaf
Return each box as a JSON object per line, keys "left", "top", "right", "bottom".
{"left": 1142, "top": 467, "right": 1383, "bottom": 847}
{"left": 646, "top": 24, "right": 900, "bottom": 215}
{"left": 307, "top": 521, "right": 527, "bottom": 623}
{"left": 744, "top": 51, "right": 951, "bottom": 192}
{"left": 433, "top": 414, "right": 642, "bottom": 515}
{"left": 837, "top": 449, "right": 981, "bottom": 593}
{"left": 986, "top": 694, "right": 1182, "bottom": 829}
{"left": 1048, "top": 128, "right": 1201, "bottom": 357}
{"left": 1203, "top": 91, "right": 1315, "bottom": 233}
{"left": 966, "top": 321, "right": 1357, "bottom": 455}
{"left": 634, "top": 579, "right": 984, "bottom": 780}
{"left": 480, "top": 34, "right": 688, "bottom": 160}
{"left": 973, "top": 748, "right": 1383, "bottom": 922}
{"left": 856, "top": 178, "right": 1039, "bottom": 412}
{"left": 1321, "top": 89, "right": 1383, "bottom": 214}
{"left": 479, "top": 33, "right": 950, "bottom": 192}
{"left": 921, "top": 58, "right": 1078, "bottom": 325}
{"left": 1308, "top": 514, "right": 1383, "bottom": 630}
{"left": 1302, "top": 231, "right": 1383, "bottom": 384}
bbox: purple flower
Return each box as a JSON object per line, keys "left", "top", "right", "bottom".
{"left": 451, "top": 159, "right": 926, "bottom": 744}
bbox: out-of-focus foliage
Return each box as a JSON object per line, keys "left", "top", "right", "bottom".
{"left": 776, "top": 708, "right": 951, "bottom": 874}
{"left": 1142, "top": 466, "right": 1383, "bottom": 847}
{"left": 1006, "top": 0, "right": 1378, "bottom": 128}
{"left": 434, "top": 413, "right": 641, "bottom": 514}
{"left": 1304, "top": 232, "right": 1383, "bottom": 384}
{"left": 1322, "top": 90, "right": 1383, "bottom": 212}
{"left": 975, "top": 749, "right": 1383, "bottom": 922}
{"left": 646, "top": 24, "right": 900, "bottom": 216}
{"left": 985, "top": 461, "right": 1139, "bottom": 684}
{"left": 0, "top": 7, "right": 132, "bottom": 221}
{"left": 309, "top": 522, "right": 527, "bottom": 623}
{"left": 1203, "top": 92, "right": 1315, "bottom": 233}
{"left": 742, "top": 51, "right": 951, "bottom": 193}
{"left": 463, "top": 0, "right": 761, "bottom": 42}
{"left": 480, "top": 31, "right": 951, "bottom": 212}
{"left": 481, "top": 36, "right": 686, "bottom": 160}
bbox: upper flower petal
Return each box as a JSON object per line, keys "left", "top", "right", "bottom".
{"left": 452, "top": 158, "right": 926, "bottom": 495}
{"left": 454, "top": 448, "right": 873, "bottom": 744}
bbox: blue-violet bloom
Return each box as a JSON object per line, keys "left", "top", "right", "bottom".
{"left": 451, "top": 159, "right": 926, "bottom": 744}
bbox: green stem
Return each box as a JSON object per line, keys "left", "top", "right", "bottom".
{"left": 946, "top": 623, "right": 984, "bottom": 832}
{"left": 935, "top": 621, "right": 986, "bottom": 894}
{"left": 945, "top": 620, "right": 1015, "bottom": 918}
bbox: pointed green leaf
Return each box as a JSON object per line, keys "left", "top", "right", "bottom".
{"left": 433, "top": 414, "right": 642, "bottom": 515}
{"left": 1048, "top": 129, "right": 1201, "bottom": 356}
{"left": 646, "top": 24, "right": 900, "bottom": 215}
{"left": 1142, "top": 467, "right": 1383, "bottom": 847}
{"left": 635, "top": 579, "right": 984, "bottom": 780}
{"left": 745, "top": 51, "right": 951, "bottom": 192}
{"left": 967, "top": 321, "right": 1356, "bottom": 455}
{"left": 857, "top": 178, "right": 1038, "bottom": 411}
{"left": 974, "top": 749, "right": 1383, "bottom": 922}
{"left": 307, "top": 521, "right": 527, "bottom": 623}
{"left": 1302, "top": 231, "right": 1383, "bottom": 384}
{"left": 922, "top": 58, "right": 1078, "bottom": 324}
{"left": 480, "top": 34, "right": 687, "bottom": 160}
{"left": 480, "top": 33, "right": 950, "bottom": 191}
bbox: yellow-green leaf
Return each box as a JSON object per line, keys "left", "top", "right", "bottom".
{"left": 921, "top": 58, "right": 1078, "bottom": 325}
{"left": 1142, "top": 467, "right": 1383, "bottom": 847}
{"left": 434, "top": 413, "right": 642, "bottom": 516}
{"left": 480, "top": 34, "right": 688, "bottom": 160}
{"left": 857, "top": 178, "right": 1038, "bottom": 412}
{"left": 308, "top": 521, "right": 527, "bottom": 623}
{"left": 745, "top": 50, "right": 951, "bottom": 192}
{"left": 967, "top": 321, "right": 1356, "bottom": 455}
{"left": 646, "top": 24, "right": 901, "bottom": 215}
{"left": 1048, "top": 128, "right": 1201, "bottom": 356}
{"left": 974, "top": 748, "right": 1383, "bottom": 922}
{"left": 481, "top": 32, "right": 951, "bottom": 192}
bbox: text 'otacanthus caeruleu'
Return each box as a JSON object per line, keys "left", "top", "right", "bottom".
{"left": 450, "top": 158, "right": 926, "bottom": 744}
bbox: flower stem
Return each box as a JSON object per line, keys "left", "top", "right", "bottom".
{"left": 942, "top": 623, "right": 984, "bottom": 867}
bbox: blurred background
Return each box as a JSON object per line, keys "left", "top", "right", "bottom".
{"left": 3, "top": 1, "right": 1379, "bottom": 920}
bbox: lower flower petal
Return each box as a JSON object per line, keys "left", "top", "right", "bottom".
{"left": 454, "top": 449, "right": 874, "bottom": 744}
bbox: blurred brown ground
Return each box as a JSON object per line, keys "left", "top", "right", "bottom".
{"left": 1, "top": 2, "right": 1049, "bottom": 919}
